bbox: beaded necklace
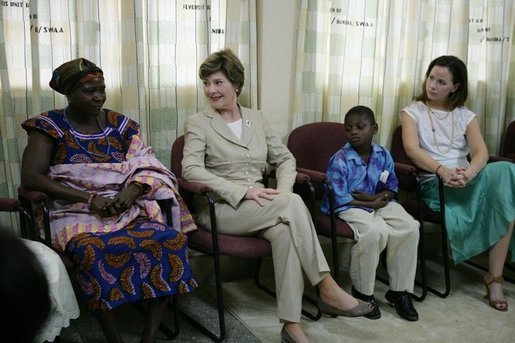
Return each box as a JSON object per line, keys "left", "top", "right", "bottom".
{"left": 426, "top": 105, "right": 454, "bottom": 154}
{"left": 63, "top": 108, "right": 112, "bottom": 158}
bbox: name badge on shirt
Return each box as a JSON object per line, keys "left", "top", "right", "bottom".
{"left": 380, "top": 170, "right": 389, "bottom": 183}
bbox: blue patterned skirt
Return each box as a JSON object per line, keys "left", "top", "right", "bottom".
{"left": 421, "top": 161, "right": 515, "bottom": 264}
{"left": 65, "top": 218, "right": 197, "bottom": 313}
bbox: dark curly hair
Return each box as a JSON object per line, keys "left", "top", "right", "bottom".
{"left": 344, "top": 105, "right": 376, "bottom": 125}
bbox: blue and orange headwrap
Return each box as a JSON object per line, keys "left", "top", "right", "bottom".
{"left": 49, "top": 58, "right": 103, "bottom": 95}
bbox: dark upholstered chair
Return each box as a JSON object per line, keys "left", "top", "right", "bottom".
{"left": 502, "top": 120, "right": 515, "bottom": 160}
{"left": 17, "top": 187, "right": 180, "bottom": 339}
{"left": 18, "top": 188, "right": 54, "bottom": 246}
{"left": 3, "top": 196, "right": 78, "bottom": 343}
{"left": 390, "top": 126, "right": 449, "bottom": 299}
{"left": 286, "top": 122, "right": 355, "bottom": 285}
{"left": 391, "top": 126, "right": 515, "bottom": 299}
{"left": 287, "top": 123, "right": 420, "bottom": 294}
{"left": 0, "top": 196, "right": 31, "bottom": 236}
{"left": 171, "top": 135, "right": 320, "bottom": 342}
{"left": 0, "top": 197, "right": 22, "bottom": 212}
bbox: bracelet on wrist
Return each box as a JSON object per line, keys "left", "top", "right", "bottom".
{"left": 469, "top": 165, "right": 479, "bottom": 175}
{"left": 87, "top": 191, "right": 97, "bottom": 210}
{"left": 435, "top": 164, "right": 443, "bottom": 175}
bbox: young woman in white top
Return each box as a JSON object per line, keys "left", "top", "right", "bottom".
{"left": 401, "top": 55, "right": 514, "bottom": 312}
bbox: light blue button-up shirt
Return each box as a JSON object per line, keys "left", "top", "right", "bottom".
{"left": 321, "top": 142, "right": 398, "bottom": 214}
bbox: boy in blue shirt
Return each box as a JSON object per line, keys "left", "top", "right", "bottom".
{"left": 322, "top": 106, "right": 420, "bottom": 321}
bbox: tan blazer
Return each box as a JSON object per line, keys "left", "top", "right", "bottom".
{"left": 183, "top": 106, "right": 330, "bottom": 323}
{"left": 182, "top": 105, "right": 297, "bottom": 209}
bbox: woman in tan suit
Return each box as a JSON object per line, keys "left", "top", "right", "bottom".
{"left": 182, "top": 49, "right": 372, "bottom": 343}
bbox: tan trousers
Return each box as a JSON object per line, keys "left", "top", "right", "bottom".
{"left": 337, "top": 202, "right": 420, "bottom": 295}
{"left": 196, "top": 192, "right": 330, "bottom": 323}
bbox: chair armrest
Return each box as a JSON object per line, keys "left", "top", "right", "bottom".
{"left": 263, "top": 169, "right": 309, "bottom": 185}
{"left": 295, "top": 171, "right": 310, "bottom": 184}
{"left": 18, "top": 187, "right": 49, "bottom": 204}
{"left": 17, "top": 187, "right": 52, "bottom": 246}
{"left": 394, "top": 162, "right": 417, "bottom": 176}
{"left": 296, "top": 167, "right": 327, "bottom": 184}
{"left": 393, "top": 162, "right": 420, "bottom": 192}
{"left": 177, "top": 178, "right": 212, "bottom": 194}
{"left": 259, "top": 168, "right": 310, "bottom": 186}
{"left": 0, "top": 197, "right": 20, "bottom": 212}
{"left": 488, "top": 155, "right": 515, "bottom": 163}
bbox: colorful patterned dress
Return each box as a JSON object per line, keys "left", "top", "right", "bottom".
{"left": 22, "top": 109, "right": 197, "bottom": 313}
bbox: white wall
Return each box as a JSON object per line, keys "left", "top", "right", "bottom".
{"left": 257, "top": 1, "right": 298, "bottom": 141}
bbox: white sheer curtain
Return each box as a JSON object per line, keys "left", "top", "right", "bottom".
{"left": 0, "top": 0, "right": 257, "bottom": 230}
{"left": 293, "top": 0, "right": 515, "bottom": 151}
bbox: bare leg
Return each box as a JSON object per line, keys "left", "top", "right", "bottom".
{"left": 141, "top": 297, "right": 169, "bottom": 343}
{"left": 96, "top": 310, "right": 123, "bottom": 343}
{"left": 318, "top": 274, "right": 359, "bottom": 310}
{"left": 485, "top": 221, "right": 514, "bottom": 310}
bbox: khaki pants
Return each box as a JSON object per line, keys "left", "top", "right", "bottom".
{"left": 196, "top": 192, "right": 330, "bottom": 323}
{"left": 337, "top": 202, "right": 419, "bottom": 295}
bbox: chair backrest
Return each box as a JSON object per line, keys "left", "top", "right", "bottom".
{"left": 390, "top": 126, "right": 421, "bottom": 192}
{"left": 391, "top": 126, "right": 415, "bottom": 167}
{"left": 287, "top": 122, "right": 348, "bottom": 173}
{"left": 170, "top": 135, "right": 198, "bottom": 210}
{"left": 171, "top": 135, "right": 185, "bottom": 178}
{"left": 502, "top": 120, "right": 515, "bottom": 158}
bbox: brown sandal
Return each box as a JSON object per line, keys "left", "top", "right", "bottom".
{"left": 484, "top": 273, "right": 508, "bottom": 312}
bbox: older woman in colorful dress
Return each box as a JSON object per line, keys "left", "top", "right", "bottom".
{"left": 401, "top": 55, "right": 514, "bottom": 312}
{"left": 21, "top": 58, "right": 198, "bottom": 342}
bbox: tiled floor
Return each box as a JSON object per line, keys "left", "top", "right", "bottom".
{"left": 224, "top": 257, "right": 515, "bottom": 342}
{"left": 55, "top": 245, "right": 515, "bottom": 342}
{"left": 57, "top": 288, "right": 260, "bottom": 342}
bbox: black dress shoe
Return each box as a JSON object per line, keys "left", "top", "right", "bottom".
{"left": 351, "top": 286, "right": 381, "bottom": 320}
{"left": 385, "top": 290, "right": 419, "bottom": 321}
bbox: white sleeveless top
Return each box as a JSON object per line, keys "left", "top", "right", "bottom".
{"left": 402, "top": 101, "right": 476, "bottom": 169}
